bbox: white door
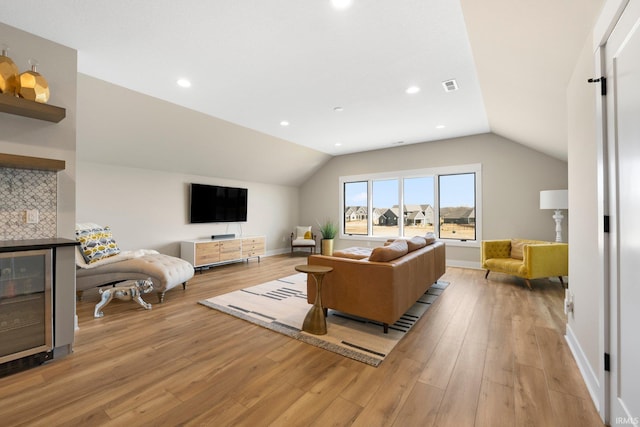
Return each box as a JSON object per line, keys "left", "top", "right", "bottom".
{"left": 604, "top": 1, "right": 640, "bottom": 425}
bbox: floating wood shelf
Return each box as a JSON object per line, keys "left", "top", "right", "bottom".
{"left": 0, "top": 153, "right": 65, "bottom": 171}
{"left": 0, "top": 94, "right": 66, "bottom": 123}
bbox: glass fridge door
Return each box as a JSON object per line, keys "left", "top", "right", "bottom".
{"left": 0, "top": 249, "right": 52, "bottom": 363}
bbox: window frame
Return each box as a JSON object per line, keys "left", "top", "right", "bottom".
{"left": 339, "top": 164, "right": 482, "bottom": 247}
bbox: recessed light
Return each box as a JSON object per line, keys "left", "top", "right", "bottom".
{"left": 333, "top": 106, "right": 344, "bottom": 112}
{"left": 335, "top": 142, "right": 342, "bottom": 147}
{"left": 280, "top": 121, "right": 290, "bottom": 127}
{"left": 436, "top": 125, "right": 446, "bottom": 129}
{"left": 177, "top": 78, "right": 191, "bottom": 88}
{"left": 406, "top": 86, "right": 420, "bottom": 94}
{"left": 331, "top": 0, "right": 352, "bottom": 9}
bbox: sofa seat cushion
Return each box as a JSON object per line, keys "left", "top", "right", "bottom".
{"left": 369, "top": 239, "right": 408, "bottom": 262}
{"left": 483, "top": 257, "right": 526, "bottom": 276}
{"left": 332, "top": 247, "right": 373, "bottom": 259}
{"left": 292, "top": 238, "right": 316, "bottom": 246}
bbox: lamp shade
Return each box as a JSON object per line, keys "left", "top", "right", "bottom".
{"left": 540, "top": 189, "right": 568, "bottom": 210}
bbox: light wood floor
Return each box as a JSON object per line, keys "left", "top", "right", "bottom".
{"left": 0, "top": 254, "right": 604, "bottom": 427}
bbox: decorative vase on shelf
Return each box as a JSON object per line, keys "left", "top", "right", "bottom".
{"left": 17, "top": 59, "right": 50, "bottom": 103}
{"left": 0, "top": 45, "right": 19, "bottom": 95}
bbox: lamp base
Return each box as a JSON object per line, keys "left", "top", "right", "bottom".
{"left": 552, "top": 209, "right": 564, "bottom": 242}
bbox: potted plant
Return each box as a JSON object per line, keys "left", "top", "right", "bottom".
{"left": 318, "top": 219, "right": 338, "bottom": 256}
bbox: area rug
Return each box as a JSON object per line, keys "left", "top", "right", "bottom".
{"left": 199, "top": 273, "right": 448, "bottom": 366}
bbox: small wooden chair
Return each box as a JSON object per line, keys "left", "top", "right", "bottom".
{"left": 291, "top": 226, "right": 317, "bottom": 254}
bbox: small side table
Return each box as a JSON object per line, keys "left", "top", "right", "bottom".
{"left": 295, "top": 264, "right": 333, "bottom": 335}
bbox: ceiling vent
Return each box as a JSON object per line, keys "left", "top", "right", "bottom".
{"left": 442, "top": 79, "right": 459, "bottom": 92}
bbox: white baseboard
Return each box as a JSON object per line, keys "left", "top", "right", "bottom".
{"left": 446, "top": 260, "right": 482, "bottom": 270}
{"left": 565, "top": 324, "right": 602, "bottom": 414}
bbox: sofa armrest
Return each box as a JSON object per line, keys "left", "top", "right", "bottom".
{"left": 481, "top": 240, "right": 511, "bottom": 266}
{"left": 524, "top": 243, "right": 568, "bottom": 278}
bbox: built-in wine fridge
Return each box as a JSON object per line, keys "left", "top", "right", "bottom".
{"left": 0, "top": 249, "right": 53, "bottom": 375}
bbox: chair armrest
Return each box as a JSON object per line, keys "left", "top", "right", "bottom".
{"left": 481, "top": 240, "right": 511, "bottom": 265}
{"left": 524, "top": 243, "right": 568, "bottom": 278}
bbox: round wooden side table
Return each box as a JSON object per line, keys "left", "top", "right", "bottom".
{"left": 295, "top": 264, "right": 333, "bottom": 335}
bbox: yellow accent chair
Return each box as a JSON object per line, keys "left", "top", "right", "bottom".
{"left": 290, "top": 226, "right": 317, "bottom": 254}
{"left": 481, "top": 239, "right": 568, "bottom": 289}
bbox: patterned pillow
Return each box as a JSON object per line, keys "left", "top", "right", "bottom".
{"left": 75, "top": 226, "right": 121, "bottom": 264}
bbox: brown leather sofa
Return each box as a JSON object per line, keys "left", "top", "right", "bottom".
{"left": 306, "top": 236, "right": 446, "bottom": 333}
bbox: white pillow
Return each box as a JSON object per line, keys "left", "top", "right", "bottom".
{"left": 296, "top": 226, "right": 311, "bottom": 239}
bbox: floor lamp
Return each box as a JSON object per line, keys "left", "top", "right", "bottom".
{"left": 540, "top": 189, "right": 568, "bottom": 242}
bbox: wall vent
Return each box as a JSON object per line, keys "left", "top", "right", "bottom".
{"left": 442, "top": 79, "right": 459, "bottom": 92}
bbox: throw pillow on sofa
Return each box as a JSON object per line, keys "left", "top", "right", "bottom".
{"left": 75, "top": 225, "right": 121, "bottom": 264}
{"left": 369, "top": 239, "right": 409, "bottom": 262}
{"left": 510, "top": 239, "right": 526, "bottom": 260}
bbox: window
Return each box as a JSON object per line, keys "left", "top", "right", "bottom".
{"left": 340, "top": 164, "right": 481, "bottom": 245}
{"left": 372, "top": 179, "right": 399, "bottom": 236}
{"left": 438, "top": 173, "right": 476, "bottom": 240}
{"left": 344, "top": 181, "right": 368, "bottom": 235}
{"left": 403, "top": 176, "right": 435, "bottom": 237}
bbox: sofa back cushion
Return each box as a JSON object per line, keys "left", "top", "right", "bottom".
{"left": 406, "top": 236, "right": 427, "bottom": 252}
{"left": 424, "top": 232, "right": 436, "bottom": 245}
{"left": 369, "top": 239, "right": 409, "bottom": 262}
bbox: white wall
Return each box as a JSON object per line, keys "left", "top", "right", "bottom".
{"left": 77, "top": 162, "right": 299, "bottom": 258}
{"left": 299, "top": 132, "right": 568, "bottom": 267}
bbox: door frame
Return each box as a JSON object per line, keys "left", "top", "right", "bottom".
{"left": 594, "top": 0, "right": 638, "bottom": 424}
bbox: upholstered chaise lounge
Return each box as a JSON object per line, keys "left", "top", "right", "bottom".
{"left": 481, "top": 239, "right": 568, "bottom": 289}
{"left": 76, "top": 250, "right": 194, "bottom": 303}
{"left": 75, "top": 223, "right": 194, "bottom": 303}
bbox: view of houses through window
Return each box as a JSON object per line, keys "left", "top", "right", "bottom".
{"left": 341, "top": 166, "right": 479, "bottom": 241}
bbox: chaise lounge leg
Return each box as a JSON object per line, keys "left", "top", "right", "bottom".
{"left": 182, "top": 281, "right": 187, "bottom": 290}
{"left": 484, "top": 270, "right": 490, "bottom": 279}
{"left": 158, "top": 292, "right": 166, "bottom": 303}
{"left": 383, "top": 323, "right": 389, "bottom": 334}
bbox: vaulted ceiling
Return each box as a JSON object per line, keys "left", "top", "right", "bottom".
{"left": 1, "top": 0, "right": 604, "bottom": 174}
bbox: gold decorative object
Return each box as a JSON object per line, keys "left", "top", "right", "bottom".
{"left": 0, "top": 45, "right": 19, "bottom": 95}
{"left": 17, "top": 59, "right": 50, "bottom": 103}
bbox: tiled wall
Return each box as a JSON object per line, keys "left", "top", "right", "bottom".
{"left": 0, "top": 167, "right": 57, "bottom": 240}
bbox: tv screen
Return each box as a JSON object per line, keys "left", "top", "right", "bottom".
{"left": 189, "top": 183, "right": 248, "bottom": 223}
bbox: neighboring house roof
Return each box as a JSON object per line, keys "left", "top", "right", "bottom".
{"left": 440, "top": 207, "right": 475, "bottom": 219}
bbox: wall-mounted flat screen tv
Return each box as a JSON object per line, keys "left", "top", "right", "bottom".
{"left": 189, "top": 183, "right": 248, "bottom": 223}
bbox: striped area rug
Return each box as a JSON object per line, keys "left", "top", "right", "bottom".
{"left": 199, "top": 273, "right": 448, "bottom": 366}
